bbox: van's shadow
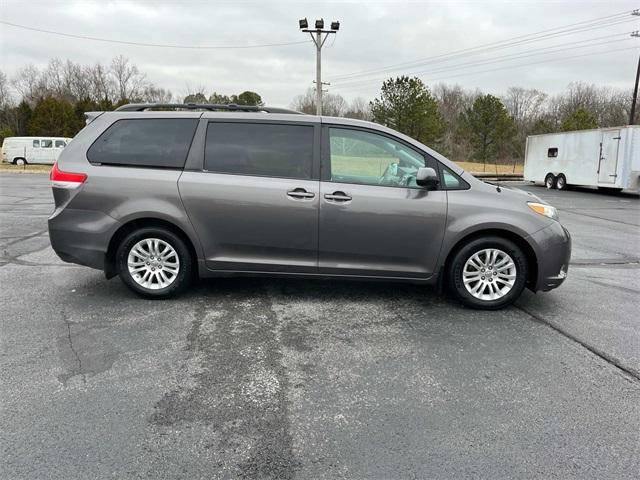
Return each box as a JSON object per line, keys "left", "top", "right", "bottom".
{"left": 191, "top": 275, "right": 450, "bottom": 308}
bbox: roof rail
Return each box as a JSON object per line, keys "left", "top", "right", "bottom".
{"left": 115, "top": 103, "right": 303, "bottom": 115}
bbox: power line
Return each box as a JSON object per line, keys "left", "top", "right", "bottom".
{"left": 331, "top": 11, "right": 635, "bottom": 80}
{"left": 0, "top": 20, "right": 310, "bottom": 49}
{"left": 331, "top": 17, "right": 637, "bottom": 82}
{"left": 333, "top": 33, "right": 635, "bottom": 88}
{"left": 330, "top": 11, "right": 637, "bottom": 81}
{"left": 332, "top": 45, "right": 640, "bottom": 93}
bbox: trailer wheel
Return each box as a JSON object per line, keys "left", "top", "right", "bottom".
{"left": 545, "top": 174, "right": 556, "bottom": 189}
{"left": 556, "top": 174, "right": 567, "bottom": 190}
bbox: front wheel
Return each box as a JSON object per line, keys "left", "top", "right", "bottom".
{"left": 448, "top": 237, "right": 528, "bottom": 309}
{"left": 116, "top": 228, "right": 192, "bottom": 298}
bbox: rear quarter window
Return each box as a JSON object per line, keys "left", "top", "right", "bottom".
{"left": 87, "top": 118, "right": 198, "bottom": 168}
{"left": 204, "top": 122, "right": 313, "bottom": 179}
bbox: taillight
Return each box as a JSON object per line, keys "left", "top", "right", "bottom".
{"left": 50, "top": 162, "right": 87, "bottom": 189}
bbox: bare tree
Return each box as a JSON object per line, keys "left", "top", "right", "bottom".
{"left": 291, "top": 87, "right": 347, "bottom": 116}
{"left": 111, "top": 55, "right": 147, "bottom": 102}
{"left": 11, "top": 65, "right": 47, "bottom": 105}
{"left": 503, "top": 87, "right": 547, "bottom": 126}
{"left": 344, "top": 97, "right": 372, "bottom": 120}
{"left": 89, "top": 63, "right": 115, "bottom": 103}
{"left": 141, "top": 86, "right": 173, "bottom": 103}
{"left": 0, "top": 70, "right": 11, "bottom": 107}
{"left": 432, "top": 83, "right": 479, "bottom": 160}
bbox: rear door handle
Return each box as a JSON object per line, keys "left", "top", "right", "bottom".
{"left": 287, "top": 188, "right": 315, "bottom": 199}
{"left": 324, "top": 191, "right": 352, "bottom": 202}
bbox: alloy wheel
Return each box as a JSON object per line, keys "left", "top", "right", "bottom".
{"left": 462, "top": 248, "right": 517, "bottom": 301}
{"left": 127, "top": 238, "right": 180, "bottom": 290}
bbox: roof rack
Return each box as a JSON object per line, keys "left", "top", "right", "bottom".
{"left": 115, "top": 103, "right": 303, "bottom": 115}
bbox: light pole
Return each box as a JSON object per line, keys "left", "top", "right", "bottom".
{"left": 630, "top": 30, "right": 639, "bottom": 125}
{"left": 299, "top": 18, "right": 340, "bottom": 115}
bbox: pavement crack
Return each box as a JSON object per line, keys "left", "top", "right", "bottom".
{"left": 515, "top": 304, "right": 640, "bottom": 382}
{"left": 0, "top": 229, "right": 48, "bottom": 248}
{"left": 63, "top": 313, "right": 86, "bottom": 385}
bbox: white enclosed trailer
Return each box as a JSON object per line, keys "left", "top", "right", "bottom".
{"left": 524, "top": 125, "right": 639, "bottom": 193}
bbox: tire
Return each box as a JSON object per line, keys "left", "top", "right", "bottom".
{"left": 14, "top": 158, "right": 26, "bottom": 166}
{"left": 544, "top": 173, "right": 556, "bottom": 189}
{"left": 447, "top": 236, "right": 528, "bottom": 310}
{"left": 556, "top": 174, "right": 567, "bottom": 190}
{"left": 116, "top": 227, "right": 192, "bottom": 298}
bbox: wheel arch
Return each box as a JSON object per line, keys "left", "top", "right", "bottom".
{"left": 104, "top": 217, "right": 199, "bottom": 279}
{"left": 442, "top": 228, "right": 538, "bottom": 289}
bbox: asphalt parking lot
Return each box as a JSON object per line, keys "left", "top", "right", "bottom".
{"left": 1, "top": 172, "right": 639, "bottom": 479}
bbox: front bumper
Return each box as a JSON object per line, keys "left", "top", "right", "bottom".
{"left": 528, "top": 222, "right": 572, "bottom": 292}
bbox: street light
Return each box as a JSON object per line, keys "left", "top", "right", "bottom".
{"left": 299, "top": 18, "right": 340, "bottom": 115}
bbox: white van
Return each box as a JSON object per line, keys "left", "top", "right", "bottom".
{"left": 1, "top": 136, "right": 72, "bottom": 165}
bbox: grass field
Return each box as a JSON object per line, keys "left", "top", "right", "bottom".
{"left": 455, "top": 161, "right": 523, "bottom": 175}
{"left": 0, "top": 164, "right": 52, "bottom": 174}
{"left": 331, "top": 155, "right": 524, "bottom": 177}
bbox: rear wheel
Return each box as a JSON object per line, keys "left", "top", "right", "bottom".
{"left": 116, "top": 227, "right": 192, "bottom": 298}
{"left": 448, "top": 236, "right": 528, "bottom": 309}
{"left": 545, "top": 173, "right": 556, "bottom": 189}
{"left": 13, "top": 158, "right": 26, "bottom": 166}
{"left": 556, "top": 174, "right": 567, "bottom": 190}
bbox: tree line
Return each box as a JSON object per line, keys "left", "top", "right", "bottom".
{"left": 0, "top": 57, "right": 633, "bottom": 165}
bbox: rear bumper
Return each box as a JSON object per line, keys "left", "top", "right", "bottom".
{"left": 528, "top": 222, "right": 572, "bottom": 292}
{"left": 48, "top": 207, "right": 120, "bottom": 271}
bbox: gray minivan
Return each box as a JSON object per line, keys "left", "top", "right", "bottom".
{"left": 48, "top": 103, "right": 571, "bottom": 309}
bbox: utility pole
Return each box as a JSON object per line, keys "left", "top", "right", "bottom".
{"left": 630, "top": 29, "right": 640, "bottom": 125}
{"left": 299, "top": 18, "right": 340, "bottom": 115}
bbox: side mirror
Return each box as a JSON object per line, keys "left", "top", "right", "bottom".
{"left": 416, "top": 167, "right": 439, "bottom": 189}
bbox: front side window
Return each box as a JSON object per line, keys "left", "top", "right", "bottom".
{"left": 440, "top": 164, "right": 469, "bottom": 190}
{"left": 55, "top": 140, "right": 66, "bottom": 148}
{"left": 205, "top": 122, "right": 313, "bottom": 179}
{"left": 41, "top": 139, "right": 53, "bottom": 148}
{"left": 32, "top": 140, "right": 40, "bottom": 148}
{"left": 87, "top": 118, "right": 198, "bottom": 168}
{"left": 328, "top": 128, "right": 426, "bottom": 188}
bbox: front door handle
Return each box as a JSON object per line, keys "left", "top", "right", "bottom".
{"left": 287, "top": 188, "right": 315, "bottom": 199}
{"left": 324, "top": 191, "right": 352, "bottom": 202}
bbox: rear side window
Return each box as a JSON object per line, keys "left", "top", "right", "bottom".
{"left": 88, "top": 119, "right": 198, "bottom": 168}
{"left": 32, "top": 140, "right": 40, "bottom": 148}
{"left": 205, "top": 122, "right": 313, "bottom": 179}
{"left": 41, "top": 139, "right": 53, "bottom": 148}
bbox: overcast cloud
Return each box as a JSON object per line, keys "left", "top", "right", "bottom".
{"left": 1, "top": 0, "right": 638, "bottom": 106}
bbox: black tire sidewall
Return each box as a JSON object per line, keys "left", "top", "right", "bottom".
{"left": 116, "top": 228, "right": 191, "bottom": 298}
{"left": 545, "top": 174, "right": 556, "bottom": 189}
{"left": 448, "top": 236, "right": 528, "bottom": 310}
{"left": 556, "top": 175, "right": 566, "bottom": 190}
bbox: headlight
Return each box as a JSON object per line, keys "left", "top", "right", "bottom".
{"left": 527, "top": 202, "right": 559, "bottom": 220}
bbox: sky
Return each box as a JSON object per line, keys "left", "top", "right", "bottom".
{"left": 0, "top": 0, "right": 638, "bottom": 106}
